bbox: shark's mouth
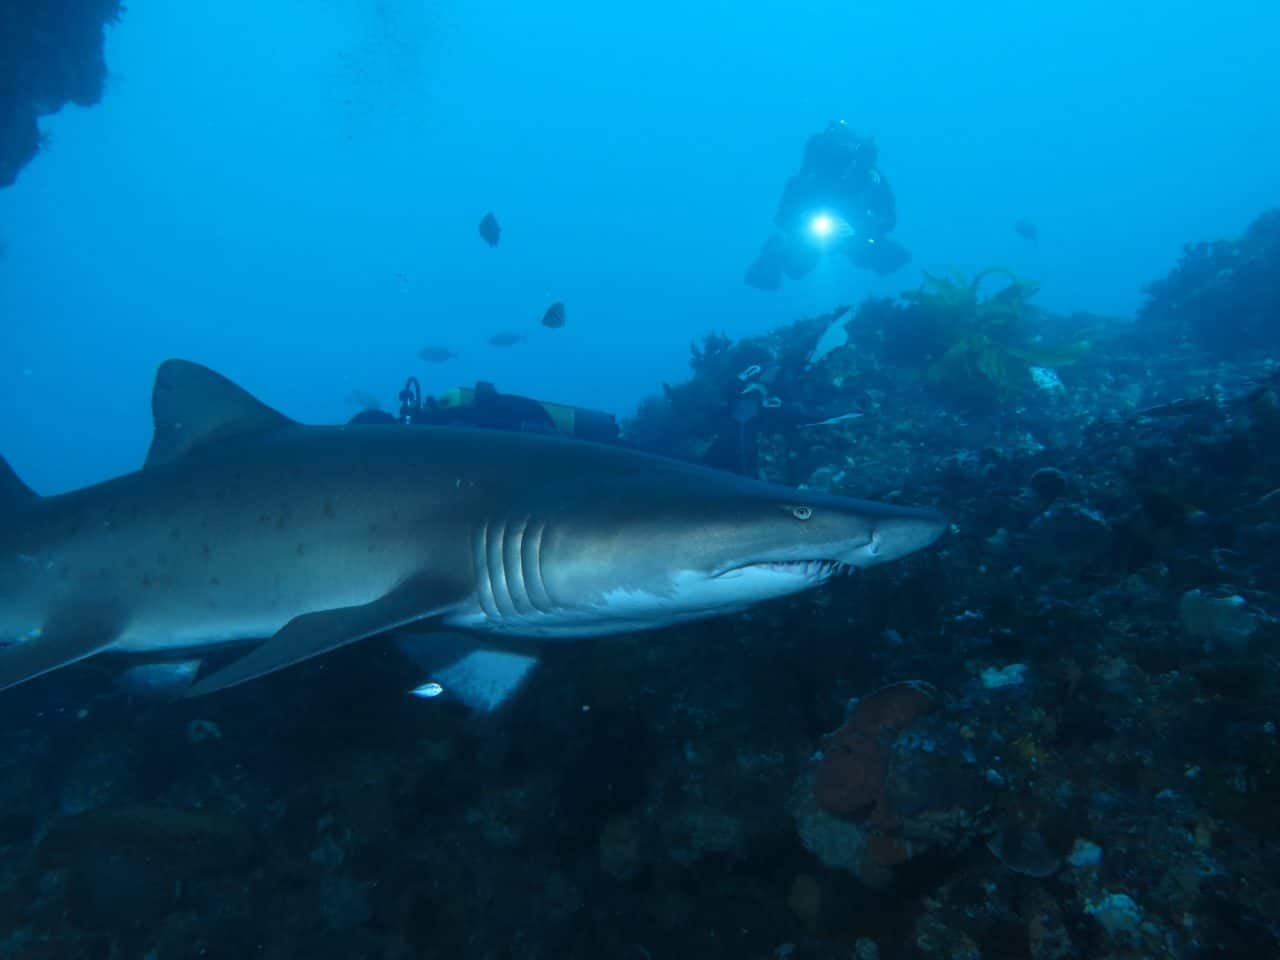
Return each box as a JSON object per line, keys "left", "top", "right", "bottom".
{"left": 719, "top": 559, "right": 853, "bottom": 580}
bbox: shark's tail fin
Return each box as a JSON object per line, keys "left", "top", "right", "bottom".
{"left": 0, "top": 456, "right": 38, "bottom": 517}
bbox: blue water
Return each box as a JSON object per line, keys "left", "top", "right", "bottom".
{"left": 2, "top": 0, "right": 1277, "bottom": 494}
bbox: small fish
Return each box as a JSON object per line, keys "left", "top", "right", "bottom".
{"left": 488, "top": 331, "right": 526, "bottom": 348}
{"left": 398, "top": 634, "right": 539, "bottom": 711}
{"left": 344, "top": 389, "right": 381, "bottom": 411}
{"left": 1136, "top": 395, "right": 1215, "bottom": 418}
{"left": 479, "top": 212, "right": 501, "bottom": 247}
{"left": 541, "top": 301, "right": 566, "bottom": 329}
{"left": 800, "top": 412, "right": 864, "bottom": 428}
{"left": 1014, "top": 218, "right": 1038, "bottom": 242}
{"left": 418, "top": 346, "right": 458, "bottom": 363}
{"left": 411, "top": 681, "right": 444, "bottom": 699}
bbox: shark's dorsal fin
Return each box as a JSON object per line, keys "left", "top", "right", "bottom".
{"left": 0, "top": 456, "right": 38, "bottom": 514}
{"left": 145, "top": 360, "right": 297, "bottom": 468}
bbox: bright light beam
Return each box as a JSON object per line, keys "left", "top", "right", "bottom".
{"left": 810, "top": 213, "right": 835, "bottom": 238}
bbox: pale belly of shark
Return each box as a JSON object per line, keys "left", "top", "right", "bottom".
{"left": 445, "top": 563, "right": 840, "bottom": 639}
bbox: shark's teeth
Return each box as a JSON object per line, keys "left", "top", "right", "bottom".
{"left": 754, "top": 559, "right": 848, "bottom": 579}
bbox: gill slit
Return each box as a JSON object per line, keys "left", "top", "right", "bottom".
{"left": 475, "top": 519, "right": 497, "bottom": 617}
{"left": 504, "top": 516, "right": 534, "bottom": 614}
{"left": 488, "top": 518, "right": 515, "bottom": 616}
{"left": 529, "top": 520, "right": 553, "bottom": 613}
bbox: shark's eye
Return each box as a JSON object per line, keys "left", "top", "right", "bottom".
{"left": 791, "top": 505, "right": 813, "bottom": 521}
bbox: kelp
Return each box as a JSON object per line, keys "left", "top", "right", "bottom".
{"left": 894, "top": 268, "right": 1090, "bottom": 401}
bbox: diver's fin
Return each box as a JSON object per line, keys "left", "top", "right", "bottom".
{"left": 186, "top": 576, "right": 460, "bottom": 697}
{"left": 0, "top": 456, "right": 38, "bottom": 515}
{"left": 0, "top": 605, "right": 126, "bottom": 692}
{"left": 145, "top": 359, "right": 298, "bottom": 469}
{"left": 396, "top": 633, "right": 539, "bottom": 712}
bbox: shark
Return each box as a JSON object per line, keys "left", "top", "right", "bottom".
{"left": 0, "top": 360, "right": 946, "bottom": 700}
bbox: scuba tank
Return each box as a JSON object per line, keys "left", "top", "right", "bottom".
{"left": 395, "top": 378, "right": 620, "bottom": 444}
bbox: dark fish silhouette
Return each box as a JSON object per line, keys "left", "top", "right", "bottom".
{"left": 488, "top": 331, "right": 526, "bottom": 348}
{"left": 418, "top": 346, "right": 457, "bottom": 363}
{"left": 1014, "top": 218, "right": 1038, "bottom": 242}
{"left": 479, "top": 213, "right": 501, "bottom": 247}
{"left": 541, "top": 301, "right": 566, "bottom": 328}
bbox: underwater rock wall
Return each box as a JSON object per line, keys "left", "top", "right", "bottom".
{"left": 614, "top": 218, "right": 1279, "bottom": 958}
{"left": 0, "top": 0, "right": 121, "bottom": 187}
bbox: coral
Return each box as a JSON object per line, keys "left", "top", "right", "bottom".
{"left": 1086, "top": 892, "right": 1143, "bottom": 939}
{"left": 798, "top": 682, "right": 955, "bottom": 885}
{"left": 1025, "top": 502, "right": 1112, "bottom": 578}
{"left": 814, "top": 680, "right": 936, "bottom": 816}
{"left": 986, "top": 826, "right": 1061, "bottom": 877}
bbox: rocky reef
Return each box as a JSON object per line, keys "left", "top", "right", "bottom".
{"left": 0, "top": 0, "right": 121, "bottom": 187}
{"left": 1137, "top": 208, "right": 1280, "bottom": 359}
{"left": 0, "top": 212, "right": 1277, "bottom": 958}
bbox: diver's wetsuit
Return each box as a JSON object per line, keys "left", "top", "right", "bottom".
{"left": 746, "top": 121, "right": 910, "bottom": 290}
{"left": 348, "top": 378, "right": 789, "bottom": 479}
{"left": 410, "top": 391, "right": 559, "bottom": 435}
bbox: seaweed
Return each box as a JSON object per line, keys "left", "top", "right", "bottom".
{"left": 884, "top": 268, "right": 1090, "bottom": 404}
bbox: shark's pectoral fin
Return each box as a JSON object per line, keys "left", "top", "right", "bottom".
{"left": 0, "top": 605, "right": 127, "bottom": 693}
{"left": 396, "top": 633, "right": 540, "bottom": 712}
{"left": 186, "top": 576, "right": 460, "bottom": 697}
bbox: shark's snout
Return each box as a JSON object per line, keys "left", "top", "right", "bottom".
{"left": 865, "top": 507, "right": 948, "bottom": 565}
{"left": 706, "top": 499, "right": 946, "bottom": 578}
{"left": 825, "top": 504, "right": 946, "bottom": 569}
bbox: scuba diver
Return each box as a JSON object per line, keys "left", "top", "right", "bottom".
{"left": 349, "top": 371, "right": 802, "bottom": 479}
{"left": 349, "top": 377, "right": 621, "bottom": 445}
{"left": 746, "top": 120, "right": 910, "bottom": 291}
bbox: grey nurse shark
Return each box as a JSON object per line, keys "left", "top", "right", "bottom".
{"left": 0, "top": 360, "right": 946, "bottom": 705}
